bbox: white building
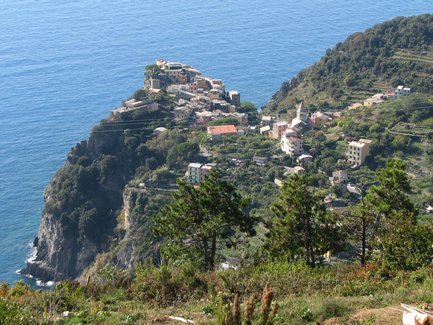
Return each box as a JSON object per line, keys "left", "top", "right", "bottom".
{"left": 347, "top": 139, "right": 372, "bottom": 166}
{"left": 261, "top": 115, "right": 273, "bottom": 125}
{"left": 187, "top": 163, "right": 202, "bottom": 184}
{"left": 200, "top": 164, "right": 213, "bottom": 181}
{"left": 272, "top": 121, "right": 289, "bottom": 139}
{"left": 187, "top": 163, "right": 215, "bottom": 184}
{"left": 291, "top": 101, "right": 308, "bottom": 128}
{"left": 259, "top": 125, "right": 271, "bottom": 135}
{"left": 281, "top": 135, "right": 303, "bottom": 157}
{"left": 396, "top": 85, "right": 411, "bottom": 98}
{"left": 329, "top": 170, "right": 348, "bottom": 186}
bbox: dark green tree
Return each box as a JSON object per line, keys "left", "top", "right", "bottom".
{"left": 133, "top": 88, "right": 148, "bottom": 101}
{"left": 364, "top": 159, "right": 417, "bottom": 224}
{"left": 374, "top": 214, "right": 433, "bottom": 271}
{"left": 349, "top": 159, "right": 417, "bottom": 266}
{"left": 208, "top": 117, "right": 240, "bottom": 126}
{"left": 153, "top": 170, "right": 256, "bottom": 270}
{"left": 268, "top": 175, "right": 343, "bottom": 267}
{"left": 348, "top": 201, "right": 376, "bottom": 266}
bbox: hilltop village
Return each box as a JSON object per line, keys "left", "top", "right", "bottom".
{"left": 106, "top": 60, "right": 427, "bottom": 211}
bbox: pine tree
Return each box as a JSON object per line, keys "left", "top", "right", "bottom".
{"left": 154, "top": 169, "right": 256, "bottom": 270}
{"left": 365, "top": 159, "right": 417, "bottom": 222}
{"left": 268, "top": 174, "right": 343, "bottom": 267}
{"left": 349, "top": 159, "right": 418, "bottom": 266}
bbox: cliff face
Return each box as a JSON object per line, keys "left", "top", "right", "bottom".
{"left": 23, "top": 185, "right": 76, "bottom": 281}
{"left": 21, "top": 121, "right": 132, "bottom": 282}
{"left": 113, "top": 189, "right": 136, "bottom": 269}
{"left": 22, "top": 174, "right": 112, "bottom": 282}
{"left": 21, "top": 101, "right": 183, "bottom": 282}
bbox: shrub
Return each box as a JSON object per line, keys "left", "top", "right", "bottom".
{"left": 315, "top": 299, "right": 350, "bottom": 321}
{"left": 133, "top": 262, "right": 206, "bottom": 306}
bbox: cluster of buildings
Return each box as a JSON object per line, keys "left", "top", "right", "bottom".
{"left": 260, "top": 102, "right": 336, "bottom": 158}
{"left": 196, "top": 110, "right": 247, "bottom": 126}
{"left": 349, "top": 85, "right": 411, "bottom": 110}
{"left": 259, "top": 102, "right": 309, "bottom": 157}
{"left": 258, "top": 99, "right": 374, "bottom": 167}
{"left": 261, "top": 101, "right": 373, "bottom": 200}
{"left": 110, "top": 98, "right": 159, "bottom": 119}
{"left": 146, "top": 59, "right": 246, "bottom": 129}
{"left": 127, "top": 60, "right": 380, "bottom": 192}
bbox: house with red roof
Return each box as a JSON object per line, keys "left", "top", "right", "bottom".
{"left": 207, "top": 124, "right": 238, "bottom": 140}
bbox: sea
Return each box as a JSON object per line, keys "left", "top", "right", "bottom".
{"left": 0, "top": 0, "right": 431, "bottom": 284}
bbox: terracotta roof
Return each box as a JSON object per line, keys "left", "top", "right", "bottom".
{"left": 208, "top": 124, "right": 237, "bottom": 135}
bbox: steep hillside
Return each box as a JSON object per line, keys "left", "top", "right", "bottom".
{"left": 21, "top": 92, "right": 203, "bottom": 282}
{"left": 265, "top": 14, "right": 433, "bottom": 113}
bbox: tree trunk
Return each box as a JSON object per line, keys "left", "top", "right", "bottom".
{"left": 210, "top": 231, "right": 217, "bottom": 270}
{"left": 202, "top": 238, "right": 210, "bottom": 269}
{"left": 307, "top": 243, "right": 315, "bottom": 268}
{"left": 305, "top": 214, "right": 315, "bottom": 268}
{"left": 361, "top": 217, "right": 366, "bottom": 266}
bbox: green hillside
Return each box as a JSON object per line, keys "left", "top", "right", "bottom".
{"left": 265, "top": 14, "right": 433, "bottom": 113}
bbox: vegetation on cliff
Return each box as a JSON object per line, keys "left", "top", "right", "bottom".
{"left": 25, "top": 91, "right": 206, "bottom": 280}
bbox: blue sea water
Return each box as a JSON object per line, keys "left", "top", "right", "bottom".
{"left": 0, "top": 0, "right": 431, "bottom": 284}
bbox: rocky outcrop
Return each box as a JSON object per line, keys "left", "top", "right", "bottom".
{"left": 110, "top": 188, "right": 161, "bottom": 271}
{"left": 78, "top": 187, "right": 145, "bottom": 283}
{"left": 21, "top": 181, "right": 105, "bottom": 282}
{"left": 114, "top": 189, "right": 135, "bottom": 268}
{"left": 22, "top": 182, "right": 75, "bottom": 281}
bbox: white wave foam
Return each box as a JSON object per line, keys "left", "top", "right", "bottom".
{"left": 36, "top": 280, "right": 55, "bottom": 288}
{"left": 25, "top": 244, "right": 37, "bottom": 264}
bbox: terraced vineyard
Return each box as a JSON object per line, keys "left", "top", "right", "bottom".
{"left": 392, "top": 46, "right": 433, "bottom": 65}
{"left": 390, "top": 122, "right": 433, "bottom": 138}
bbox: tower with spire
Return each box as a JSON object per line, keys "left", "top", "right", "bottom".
{"left": 296, "top": 101, "right": 308, "bottom": 123}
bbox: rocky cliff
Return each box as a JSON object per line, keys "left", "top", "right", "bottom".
{"left": 21, "top": 99, "right": 193, "bottom": 282}
{"left": 22, "top": 142, "right": 124, "bottom": 282}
